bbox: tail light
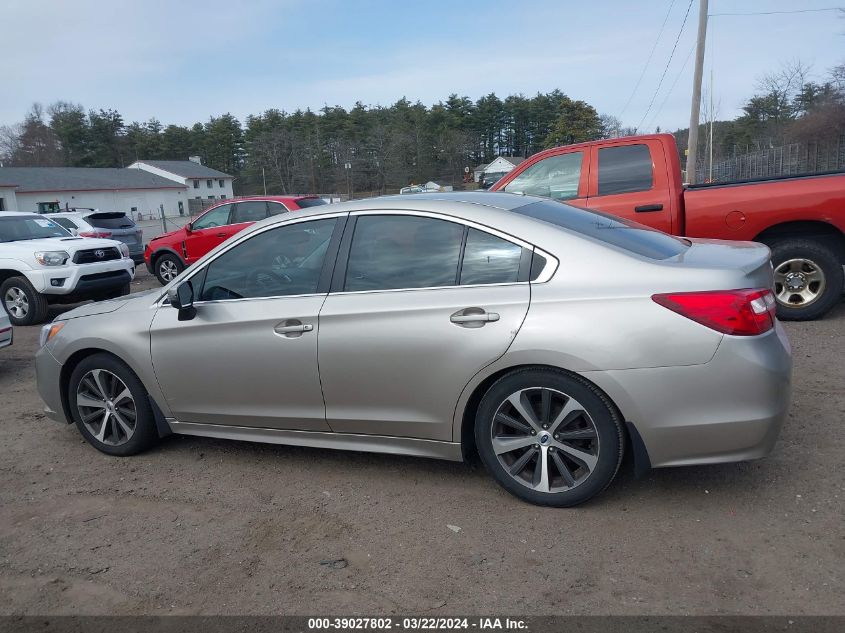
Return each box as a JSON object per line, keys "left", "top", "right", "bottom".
{"left": 652, "top": 288, "right": 777, "bottom": 336}
{"left": 78, "top": 230, "right": 113, "bottom": 238}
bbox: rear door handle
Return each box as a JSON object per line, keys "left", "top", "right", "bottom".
{"left": 634, "top": 204, "right": 663, "bottom": 212}
{"left": 450, "top": 309, "right": 500, "bottom": 327}
{"left": 274, "top": 320, "right": 313, "bottom": 338}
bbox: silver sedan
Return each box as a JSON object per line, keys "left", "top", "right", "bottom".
{"left": 35, "top": 193, "right": 792, "bottom": 506}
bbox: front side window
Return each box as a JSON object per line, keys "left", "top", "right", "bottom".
{"left": 504, "top": 152, "right": 583, "bottom": 201}
{"left": 232, "top": 201, "right": 268, "bottom": 223}
{"left": 200, "top": 218, "right": 336, "bottom": 301}
{"left": 460, "top": 229, "right": 522, "bottom": 285}
{"left": 344, "top": 215, "right": 464, "bottom": 292}
{"left": 192, "top": 204, "right": 232, "bottom": 230}
{"left": 597, "top": 144, "right": 653, "bottom": 196}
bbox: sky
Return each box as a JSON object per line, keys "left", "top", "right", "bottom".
{"left": 2, "top": 0, "right": 843, "bottom": 133}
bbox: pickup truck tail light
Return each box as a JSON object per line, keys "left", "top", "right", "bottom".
{"left": 652, "top": 288, "right": 776, "bottom": 336}
{"left": 78, "top": 230, "right": 113, "bottom": 238}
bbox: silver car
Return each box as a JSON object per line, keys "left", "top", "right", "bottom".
{"left": 35, "top": 193, "right": 792, "bottom": 506}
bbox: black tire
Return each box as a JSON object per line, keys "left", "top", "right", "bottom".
{"left": 1, "top": 275, "right": 49, "bottom": 326}
{"left": 68, "top": 353, "right": 159, "bottom": 456}
{"left": 475, "top": 368, "right": 624, "bottom": 507}
{"left": 770, "top": 239, "right": 843, "bottom": 321}
{"left": 153, "top": 253, "right": 184, "bottom": 285}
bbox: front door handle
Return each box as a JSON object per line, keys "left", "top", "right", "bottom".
{"left": 274, "top": 320, "right": 313, "bottom": 338}
{"left": 450, "top": 308, "right": 500, "bottom": 328}
{"left": 215, "top": 232, "right": 227, "bottom": 237}
{"left": 634, "top": 203, "right": 663, "bottom": 212}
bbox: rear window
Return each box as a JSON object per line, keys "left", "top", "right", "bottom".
{"left": 87, "top": 212, "right": 135, "bottom": 229}
{"left": 597, "top": 144, "right": 653, "bottom": 196}
{"left": 295, "top": 198, "right": 328, "bottom": 209}
{"left": 513, "top": 200, "right": 689, "bottom": 260}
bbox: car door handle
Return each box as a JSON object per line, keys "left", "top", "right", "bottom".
{"left": 274, "top": 322, "right": 313, "bottom": 336}
{"left": 450, "top": 309, "right": 500, "bottom": 326}
{"left": 634, "top": 204, "right": 663, "bottom": 212}
{"left": 215, "top": 232, "right": 227, "bottom": 237}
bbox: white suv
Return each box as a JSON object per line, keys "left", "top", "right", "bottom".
{"left": 0, "top": 213, "right": 135, "bottom": 325}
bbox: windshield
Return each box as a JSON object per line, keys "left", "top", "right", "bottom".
{"left": 0, "top": 216, "right": 72, "bottom": 242}
{"left": 513, "top": 200, "right": 690, "bottom": 260}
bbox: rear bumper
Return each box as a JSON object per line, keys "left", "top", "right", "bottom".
{"left": 585, "top": 322, "right": 792, "bottom": 468}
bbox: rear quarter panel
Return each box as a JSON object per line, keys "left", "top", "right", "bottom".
{"left": 683, "top": 173, "right": 845, "bottom": 240}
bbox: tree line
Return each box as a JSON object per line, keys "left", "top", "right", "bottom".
{"left": 0, "top": 92, "right": 610, "bottom": 196}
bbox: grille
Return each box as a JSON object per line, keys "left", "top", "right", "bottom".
{"left": 73, "top": 247, "right": 120, "bottom": 264}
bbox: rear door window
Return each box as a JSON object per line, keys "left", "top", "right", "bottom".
{"left": 504, "top": 152, "right": 583, "bottom": 201}
{"left": 344, "top": 215, "right": 464, "bottom": 291}
{"left": 597, "top": 144, "right": 653, "bottom": 196}
{"left": 267, "top": 202, "right": 289, "bottom": 216}
{"left": 232, "top": 201, "right": 269, "bottom": 223}
{"left": 460, "top": 229, "right": 522, "bottom": 285}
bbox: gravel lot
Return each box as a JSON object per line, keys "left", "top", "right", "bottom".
{"left": 1, "top": 269, "right": 843, "bottom": 615}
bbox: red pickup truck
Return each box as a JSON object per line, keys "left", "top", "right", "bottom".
{"left": 491, "top": 133, "right": 845, "bottom": 320}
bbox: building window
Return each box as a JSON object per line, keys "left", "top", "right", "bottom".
{"left": 192, "top": 180, "right": 199, "bottom": 188}
{"left": 0, "top": 198, "right": 5, "bottom": 212}
{"left": 195, "top": 196, "right": 201, "bottom": 200}
{"left": 208, "top": 195, "right": 215, "bottom": 199}
{"left": 220, "top": 194, "right": 227, "bottom": 200}
{"left": 206, "top": 179, "right": 213, "bottom": 188}
{"left": 218, "top": 179, "right": 224, "bottom": 188}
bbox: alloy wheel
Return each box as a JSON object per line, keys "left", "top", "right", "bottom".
{"left": 491, "top": 387, "right": 599, "bottom": 493}
{"left": 159, "top": 260, "right": 179, "bottom": 282}
{"left": 774, "top": 258, "right": 825, "bottom": 307}
{"left": 76, "top": 369, "right": 137, "bottom": 446}
{"left": 4, "top": 287, "right": 29, "bottom": 319}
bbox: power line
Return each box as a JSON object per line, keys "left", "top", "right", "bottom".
{"left": 619, "top": 0, "right": 677, "bottom": 119}
{"left": 644, "top": 43, "right": 696, "bottom": 132}
{"left": 636, "top": 0, "right": 695, "bottom": 132}
{"left": 709, "top": 7, "right": 842, "bottom": 16}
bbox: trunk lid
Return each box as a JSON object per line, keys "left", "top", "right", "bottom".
{"left": 668, "top": 237, "right": 773, "bottom": 289}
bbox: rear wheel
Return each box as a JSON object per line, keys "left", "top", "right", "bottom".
{"left": 475, "top": 368, "right": 624, "bottom": 507}
{"left": 154, "top": 253, "right": 183, "bottom": 285}
{"left": 68, "top": 353, "right": 159, "bottom": 456}
{"left": 1, "top": 276, "right": 49, "bottom": 326}
{"left": 770, "top": 239, "right": 843, "bottom": 321}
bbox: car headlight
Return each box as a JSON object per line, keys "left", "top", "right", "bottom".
{"left": 39, "top": 322, "right": 64, "bottom": 347}
{"left": 118, "top": 243, "right": 130, "bottom": 258}
{"left": 34, "top": 251, "right": 70, "bottom": 266}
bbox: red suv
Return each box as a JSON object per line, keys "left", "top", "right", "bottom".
{"left": 144, "top": 196, "right": 326, "bottom": 284}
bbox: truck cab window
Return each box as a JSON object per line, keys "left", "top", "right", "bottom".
{"left": 597, "top": 144, "right": 653, "bottom": 195}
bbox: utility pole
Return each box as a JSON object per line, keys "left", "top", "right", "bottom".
{"left": 262, "top": 167, "right": 267, "bottom": 196}
{"left": 685, "top": 0, "right": 708, "bottom": 185}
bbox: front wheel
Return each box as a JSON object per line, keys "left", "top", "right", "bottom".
{"left": 1, "top": 276, "right": 49, "bottom": 325}
{"left": 154, "top": 253, "right": 184, "bottom": 285}
{"left": 68, "top": 353, "right": 159, "bottom": 456}
{"left": 770, "top": 239, "right": 843, "bottom": 321}
{"left": 475, "top": 368, "right": 624, "bottom": 507}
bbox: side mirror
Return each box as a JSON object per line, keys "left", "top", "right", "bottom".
{"left": 167, "top": 280, "right": 196, "bottom": 320}
{"left": 185, "top": 223, "right": 193, "bottom": 235}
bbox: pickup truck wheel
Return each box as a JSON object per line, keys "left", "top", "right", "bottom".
{"left": 770, "top": 239, "right": 843, "bottom": 321}
{"left": 154, "top": 254, "right": 183, "bottom": 285}
{"left": 1, "top": 276, "right": 49, "bottom": 326}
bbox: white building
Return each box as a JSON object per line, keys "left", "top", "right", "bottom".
{"left": 473, "top": 156, "right": 526, "bottom": 182}
{"left": 129, "top": 159, "right": 235, "bottom": 204}
{"left": 0, "top": 161, "right": 235, "bottom": 219}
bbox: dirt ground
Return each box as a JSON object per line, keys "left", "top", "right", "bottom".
{"left": 0, "top": 269, "right": 842, "bottom": 616}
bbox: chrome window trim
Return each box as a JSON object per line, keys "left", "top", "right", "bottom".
{"left": 329, "top": 281, "right": 528, "bottom": 298}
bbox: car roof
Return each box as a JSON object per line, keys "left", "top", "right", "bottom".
{"left": 0, "top": 212, "right": 42, "bottom": 219}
